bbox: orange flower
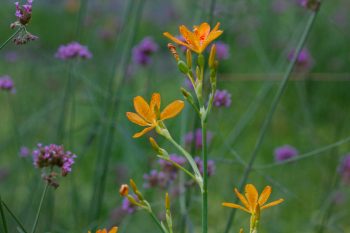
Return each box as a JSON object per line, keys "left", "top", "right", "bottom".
{"left": 126, "top": 93, "right": 184, "bottom": 138}
{"left": 88, "top": 226, "right": 118, "bottom": 233}
{"left": 163, "top": 22, "right": 223, "bottom": 54}
{"left": 222, "top": 184, "right": 284, "bottom": 214}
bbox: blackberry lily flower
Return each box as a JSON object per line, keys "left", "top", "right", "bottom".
{"left": 126, "top": 93, "right": 184, "bottom": 138}
{"left": 88, "top": 227, "right": 118, "bottom": 233}
{"left": 222, "top": 184, "right": 284, "bottom": 214}
{"left": 163, "top": 22, "right": 223, "bottom": 54}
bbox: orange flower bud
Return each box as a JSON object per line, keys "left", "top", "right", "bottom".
{"left": 119, "top": 184, "right": 129, "bottom": 196}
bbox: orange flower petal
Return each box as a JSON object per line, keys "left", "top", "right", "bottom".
{"left": 261, "top": 198, "right": 284, "bottom": 210}
{"left": 160, "top": 100, "right": 184, "bottom": 120}
{"left": 109, "top": 227, "right": 118, "bottom": 233}
{"left": 212, "top": 22, "right": 221, "bottom": 32}
{"left": 163, "top": 32, "right": 188, "bottom": 47}
{"left": 258, "top": 186, "right": 272, "bottom": 206}
{"left": 222, "top": 202, "right": 250, "bottom": 214}
{"left": 126, "top": 112, "right": 150, "bottom": 126}
{"left": 150, "top": 92, "right": 161, "bottom": 115}
{"left": 133, "top": 126, "right": 154, "bottom": 138}
{"left": 203, "top": 30, "right": 223, "bottom": 50}
{"left": 134, "top": 96, "right": 151, "bottom": 122}
{"left": 234, "top": 188, "right": 251, "bottom": 211}
{"left": 196, "top": 22, "right": 211, "bottom": 42}
{"left": 180, "top": 25, "right": 200, "bottom": 51}
{"left": 245, "top": 184, "right": 258, "bottom": 212}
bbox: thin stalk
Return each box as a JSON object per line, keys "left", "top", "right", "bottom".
{"left": 149, "top": 211, "right": 167, "bottom": 233}
{"left": 2, "top": 201, "right": 28, "bottom": 233}
{"left": 31, "top": 182, "right": 49, "bottom": 233}
{"left": 166, "top": 135, "right": 203, "bottom": 190}
{"left": 0, "top": 195, "right": 8, "bottom": 233}
{"left": 158, "top": 156, "right": 197, "bottom": 181}
{"left": 224, "top": 7, "right": 321, "bottom": 233}
{"left": 201, "top": 121, "right": 208, "bottom": 233}
{"left": 0, "top": 28, "right": 22, "bottom": 51}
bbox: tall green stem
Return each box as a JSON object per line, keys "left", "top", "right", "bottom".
{"left": 224, "top": 6, "right": 321, "bottom": 233}
{"left": 2, "top": 200, "right": 28, "bottom": 233}
{"left": 201, "top": 120, "right": 208, "bottom": 233}
{"left": 31, "top": 182, "right": 49, "bottom": 233}
{"left": 0, "top": 28, "right": 22, "bottom": 51}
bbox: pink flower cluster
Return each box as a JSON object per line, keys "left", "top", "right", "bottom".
{"left": 55, "top": 42, "right": 93, "bottom": 60}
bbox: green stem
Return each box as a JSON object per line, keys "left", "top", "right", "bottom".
{"left": 166, "top": 134, "right": 203, "bottom": 190}
{"left": 0, "top": 195, "right": 8, "bottom": 233}
{"left": 31, "top": 182, "right": 49, "bottom": 233}
{"left": 0, "top": 28, "right": 22, "bottom": 51}
{"left": 149, "top": 211, "right": 167, "bottom": 233}
{"left": 201, "top": 121, "right": 208, "bottom": 233}
{"left": 157, "top": 156, "right": 197, "bottom": 181}
{"left": 1, "top": 201, "right": 28, "bottom": 233}
{"left": 224, "top": 6, "right": 321, "bottom": 233}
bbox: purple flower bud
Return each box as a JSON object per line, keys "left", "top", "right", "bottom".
{"left": 19, "top": 146, "right": 31, "bottom": 157}
{"left": 288, "top": 48, "right": 313, "bottom": 69}
{"left": 194, "top": 156, "right": 216, "bottom": 177}
{"left": 274, "top": 145, "right": 298, "bottom": 162}
{"left": 213, "top": 89, "right": 232, "bottom": 108}
{"left": 55, "top": 42, "right": 92, "bottom": 60}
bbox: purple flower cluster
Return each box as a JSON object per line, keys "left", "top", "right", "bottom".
{"left": 132, "top": 37, "right": 158, "bottom": 66}
{"left": 55, "top": 42, "right": 92, "bottom": 60}
{"left": 15, "top": 0, "right": 33, "bottom": 25}
{"left": 0, "top": 76, "right": 15, "bottom": 93}
{"left": 288, "top": 48, "right": 312, "bottom": 69}
{"left": 33, "top": 144, "right": 77, "bottom": 187}
{"left": 194, "top": 156, "right": 215, "bottom": 177}
{"left": 184, "top": 129, "right": 213, "bottom": 150}
{"left": 274, "top": 145, "right": 298, "bottom": 162}
{"left": 143, "top": 154, "right": 186, "bottom": 189}
{"left": 215, "top": 42, "right": 230, "bottom": 60}
{"left": 213, "top": 89, "right": 232, "bottom": 108}
{"left": 339, "top": 155, "right": 350, "bottom": 183}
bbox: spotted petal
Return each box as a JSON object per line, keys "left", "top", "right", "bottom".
{"left": 134, "top": 96, "right": 151, "bottom": 122}
{"left": 150, "top": 92, "right": 161, "bottom": 116}
{"left": 234, "top": 188, "right": 251, "bottom": 211}
{"left": 163, "top": 32, "right": 188, "bottom": 47}
{"left": 126, "top": 112, "right": 150, "bottom": 126}
{"left": 180, "top": 25, "right": 200, "bottom": 52}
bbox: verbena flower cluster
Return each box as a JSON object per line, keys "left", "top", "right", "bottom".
{"left": 55, "top": 42, "right": 93, "bottom": 60}
{"left": 213, "top": 89, "right": 232, "bottom": 108}
{"left": 132, "top": 37, "right": 158, "bottom": 66}
{"left": 0, "top": 75, "right": 16, "bottom": 93}
{"left": 11, "top": 0, "right": 38, "bottom": 45}
{"left": 288, "top": 48, "right": 312, "bottom": 70}
{"left": 274, "top": 145, "right": 298, "bottom": 162}
{"left": 33, "top": 143, "right": 77, "bottom": 187}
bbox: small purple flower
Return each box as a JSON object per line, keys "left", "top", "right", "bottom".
{"left": 297, "top": 0, "right": 308, "bottom": 7}
{"left": 132, "top": 37, "right": 158, "bottom": 66}
{"left": 19, "top": 146, "right": 31, "bottom": 157}
{"left": 55, "top": 42, "right": 92, "bottom": 60}
{"left": 184, "top": 129, "right": 213, "bottom": 150}
{"left": 121, "top": 196, "right": 138, "bottom": 214}
{"left": 0, "top": 76, "right": 15, "bottom": 93}
{"left": 14, "top": 0, "right": 33, "bottom": 25}
{"left": 32, "top": 143, "right": 77, "bottom": 187}
{"left": 288, "top": 48, "right": 312, "bottom": 69}
{"left": 215, "top": 42, "right": 230, "bottom": 60}
{"left": 339, "top": 155, "right": 350, "bottom": 183}
{"left": 194, "top": 156, "right": 216, "bottom": 177}
{"left": 213, "top": 89, "right": 232, "bottom": 108}
{"left": 274, "top": 145, "right": 298, "bottom": 162}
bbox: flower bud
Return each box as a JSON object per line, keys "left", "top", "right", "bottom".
{"left": 165, "top": 192, "right": 170, "bottom": 210}
{"left": 209, "top": 44, "right": 216, "bottom": 68}
{"left": 167, "top": 43, "right": 179, "bottom": 61}
{"left": 186, "top": 49, "right": 192, "bottom": 69}
{"left": 197, "top": 53, "right": 205, "bottom": 68}
{"left": 119, "top": 184, "right": 129, "bottom": 196}
{"left": 177, "top": 60, "right": 189, "bottom": 74}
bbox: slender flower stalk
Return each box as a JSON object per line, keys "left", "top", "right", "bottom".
{"left": 1, "top": 200, "right": 28, "bottom": 233}
{"left": 31, "top": 182, "right": 49, "bottom": 233}
{"left": 224, "top": 4, "right": 321, "bottom": 232}
{"left": 0, "top": 28, "right": 22, "bottom": 51}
